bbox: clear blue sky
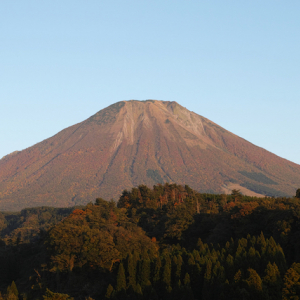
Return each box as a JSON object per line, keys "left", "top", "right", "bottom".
{"left": 1, "top": 1, "right": 299, "bottom": 164}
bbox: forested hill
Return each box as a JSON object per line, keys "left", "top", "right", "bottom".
{"left": 0, "top": 183, "right": 300, "bottom": 299}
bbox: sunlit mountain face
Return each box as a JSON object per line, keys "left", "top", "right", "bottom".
{"left": 0, "top": 100, "right": 299, "bottom": 210}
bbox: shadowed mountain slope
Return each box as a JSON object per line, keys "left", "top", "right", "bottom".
{"left": 1, "top": 100, "right": 300, "bottom": 210}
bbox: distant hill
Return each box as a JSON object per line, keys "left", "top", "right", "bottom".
{"left": 0, "top": 100, "right": 299, "bottom": 210}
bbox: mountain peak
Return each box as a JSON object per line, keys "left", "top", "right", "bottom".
{"left": 0, "top": 100, "right": 299, "bottom": 210}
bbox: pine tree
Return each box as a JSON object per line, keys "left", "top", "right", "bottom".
{"left": 135, "top": 284, "right": 143, "bottom": 299}
{"left": 197, "top": 238, "right": 206, "bottom": 255}
{"left": 175, "top": 255, "right": 182, "bottom": 280}
{"left": 184, "top": 273, "right": 191, "bottom": 286}
{"left": 245, "top": 268, "right": 264, "bottom": 300}
{"left": 226, "top": 254, "right": 234, "bottom": 280}
{"left": 263, "top": 262, "right": 282, "bottom": 300}
{"left": 105, "top": 285, "right": 114, "bottom": 299}
{"left": 162, "top": 255, "right": 172, "bottom": 288}
{"left": 202, "top": 260, "right": 213, "bottom": 300}
{"left": 9, "top": 281, "right": 18, "bottom": 297}
{"left": 140, "top": 258, "right": 151, "bottom": 287}
{"left": 153, "top": 257, "right": 161, "bottom": 284}
{"left": 180, "top": 272, "right": 194, "bottom": 300}
{"left": 234, "top": 269, "right": 242, "bottom": 284}
{"left": 116, "top": 263, "right": 126, "bottom": 292}
{"left": 6, "top": 282, "right": 19, "bottom": 300}
{"left": 204, "top": 259, "right": 212, "bottom": 282}
{"left": 127, "top": 253, "right": 136, "bottom": 290}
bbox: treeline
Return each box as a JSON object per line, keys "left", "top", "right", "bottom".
{"left": 0, "top": 206, "right": 78, "bottom": 244}
{"left": 0, "top": 183, "right": 299, "bottom": 299}
{"left": 105, "top": 234, "right": 298, "bottom": 300}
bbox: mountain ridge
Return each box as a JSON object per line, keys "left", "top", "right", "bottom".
{"left": 0, "top": 100, "right": 299, "bottom": 210}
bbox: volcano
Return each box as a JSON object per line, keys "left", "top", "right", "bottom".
{"left": 0, "top": 100, "right": 299, "bottom": 210}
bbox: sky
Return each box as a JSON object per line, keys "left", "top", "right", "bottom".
{"left": 1, "top": 1, "right": 299, "bottom": 164}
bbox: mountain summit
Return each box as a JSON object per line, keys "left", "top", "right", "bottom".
{"left": 1, "top": 100, "right": 299, "bottom": 210}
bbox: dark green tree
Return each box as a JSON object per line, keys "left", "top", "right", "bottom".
{"left": 7, "top": 281, "right": 18, "bottom": 297}
{"left": 127, "top": 253, "right": 137, "bottom": 291}
{"left": 105, "top": 285, "right": 114, "bottom": 299}
{"left": 162, "top": 255, "right": 172, "bottom": 288}
{"left": 182, "top": 273, "right": 194, "bottom": 300}
{"left": 245, "top": 268, "right": 265, "bottom": 300}
{"left": 231, "top": 189, "right": 242, "bottom": 202}
{"left": 175, "top": 255, "right": 182, "bottom": 280}
{"left": 153, "top": 257, "right": 161, "bottom": 284}
{"left": 116, "top": 263, "right": 126, "bottom": 293}
{"left": 140, "top": 258, "right": 151, "bottom": 287}
{"left": 263, "top": 262, "right": 282, "bottom": 300}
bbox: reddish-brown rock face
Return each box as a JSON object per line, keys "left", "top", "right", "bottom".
{"left": 1, "top": 100, "right": 299, "bottom": 210}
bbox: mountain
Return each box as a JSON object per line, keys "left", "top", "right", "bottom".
{"left": 1, "top": 100, "right": 300, "bottom": 211}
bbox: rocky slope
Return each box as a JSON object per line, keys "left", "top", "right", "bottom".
{"left": 0, "top": 100, "right": 299, "bottom": 210}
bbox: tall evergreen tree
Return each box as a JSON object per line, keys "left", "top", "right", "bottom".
{"left": 140, "top": 258, "right": 151, "bottom": 287}
{"left": 153, "top": 257, "right": 162, "bottom": 284}
{"left": 105, "top": 285, "right": 114, "bottom": 299}
{"left": 116, "top": 263, "right": 126, "bottom": 293}
{"left": 263, "top": 262, "right": 282, "bottom": 300}
{"left": 8, "top": 281, "right": 18, "bottom": 297}
{"left": 182, "top": 273, "right": 194, "bottom": 300}
{"left": 175, "top": 255, "right": 182, "bottom": 280}
{"left": 202, "top": 260, "right": 213, "bottom": 299}
{"left": 162, "top": 255, "right": 172, "bottom": 288}
{"left": 245, "top": 268, "right": 264, "bottom": 300}
{"left": 127, "top": 253, "right": 137, "bottom": 291}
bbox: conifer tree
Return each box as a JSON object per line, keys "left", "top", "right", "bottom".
{"left": 8, "top": 281, "right": 18, "bottom": 297}
{"left": 204, "top": 259, "right": 212, "bottom": 282}
{"left": 181, "top": 273, "right": 194, "bottom": 300}
{"left": 263, "top": 262, "right": 281, "bottom": 300}
{"left": 274, "top": 244, "right": 287, "bottom": 274}
{"left": 245, "top": 268, "right": 264, "bottom": 300}
{"left": 116, "top": 263, "right": 126, "bottom": 293}
{"left": 226, "top": 254, "right": 234, "bottom": 279}
{"left": 105, "top": 285, "right": 114, "bottom": 299}
{"left": 140, "top": 258, "right": 151, "bottom": 287}
{"left": 153, "top": 257, "right": 161, "bottom": 284}
{"left": 197, "top": 238, "right": 206, "bottom": 255}
{"left": 135, "top": 284, "right": 143, "bottom": 299}
{"left": 257, "top": 232, "right": 267, "bottom": 250}
{"left": 192, "top": 249, "right": 200, "bottom": 262}
{"left": 234, "top": 269, "right": 242, "bottom": 284}
{"left": 127, "top": 253, "right": 136, "bottom": 290}
{"left": 184, "top": 272, "right": 191, "bottom": 286}
{"left": 162, "top": 255, "right": 172, "bottom": 288}
{"left": 175, "top": 255, "right": 182, "bottom": 280}
{"left": 202, "top": 260, "right": 213, "bottom": 300}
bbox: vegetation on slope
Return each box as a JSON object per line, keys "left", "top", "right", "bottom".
{"left": 0, "top": 184, "right": 300, "bottom": 299}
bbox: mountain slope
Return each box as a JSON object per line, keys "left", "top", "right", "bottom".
{"left": 0, "top": 100, "right": 299, "bottom": 210}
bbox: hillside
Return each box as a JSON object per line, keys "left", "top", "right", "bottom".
{"left": 0, "top": 100, "right": 300, "bottom": 210}
{"left": 1, "top": 185, "right": 300, "bottom": 299}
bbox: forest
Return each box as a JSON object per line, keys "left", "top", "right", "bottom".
{"left": 0, "top": 183, "right": 300, "bottom": 299}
